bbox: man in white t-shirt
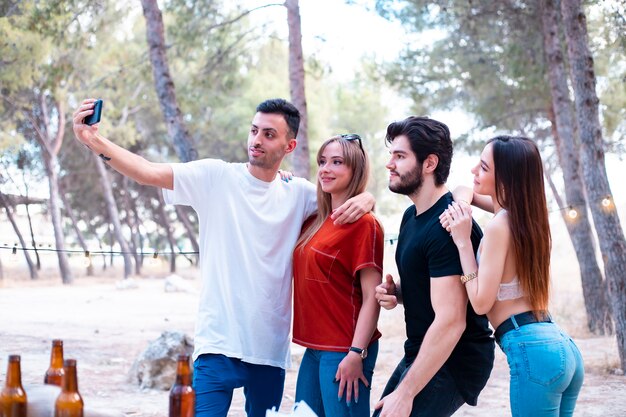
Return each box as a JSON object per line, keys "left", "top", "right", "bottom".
{"left": 72, "top": 98, "right": 372, "bottom": 417}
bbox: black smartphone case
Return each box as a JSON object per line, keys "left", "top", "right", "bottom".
{"left": 84, "top": 99, "right": 103, "bottom": 125}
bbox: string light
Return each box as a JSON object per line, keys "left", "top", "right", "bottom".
{"left": 553, "top": 194, "right": 618, "bottom": 221}
{"left": 82, "top": 251, "right": 92, "bottom": 268}
{"left": 148, "top": 251, "right": 160, "bottom": 267}
{"left": 0, "top": 246, "right": 198, "bottom": 256}
{"left": 0, "top": 194, "right": 616, "bottom": 260}
{"left": 567, "top": 206, "right": 578, "bottom": 220}
{"left": 9, "top": 245, "right": 19, "bottom": 264}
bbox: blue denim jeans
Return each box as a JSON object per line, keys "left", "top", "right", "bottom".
{"left": 295, "top": 340, "right": 378, "bottom": 417}
{"left": 193, "top": 353, "right": 285, "bottom": 417}
{"left": 498, "top": 321, "right": 584, "bottom": 417}
{"left": 372, "top": 357, "right": 465, "bottom": 417}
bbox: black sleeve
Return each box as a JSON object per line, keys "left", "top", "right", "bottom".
{"left": 425, "top": 222, "right": 464, "bottom": 278}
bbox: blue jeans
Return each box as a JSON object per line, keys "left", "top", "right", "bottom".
{"left": 193, "top": 354, "right": 285, "bottom": 417}
{"left": 372, "top": 358, "right": 465, "bottom": 417}
{"left": 498, "top": 321, "right": 584, "bottom": 417}
{"left": 295, "top": 341, "right": 378, "bottom": 417}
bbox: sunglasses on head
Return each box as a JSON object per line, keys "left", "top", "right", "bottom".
{"left": 340, "top": 133, "right": 364, "bottom": 152}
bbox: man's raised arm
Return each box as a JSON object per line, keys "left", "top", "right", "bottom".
{"left": 73, "top": 98, "right": 173, "bottom": 190}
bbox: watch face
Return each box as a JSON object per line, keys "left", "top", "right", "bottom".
{"left": 361, "top": 349, "right": 368, "bottom": 359}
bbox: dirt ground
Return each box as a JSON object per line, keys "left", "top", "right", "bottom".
{"left": 0, "top": 260, "right": 625, "bottom": 417}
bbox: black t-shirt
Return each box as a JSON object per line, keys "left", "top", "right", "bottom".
{"left": 396, "top": 192, "right": 494, "bottom": 405}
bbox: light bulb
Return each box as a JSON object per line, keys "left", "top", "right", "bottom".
{"left": 148, "top": 252, "right": 159, "bottom": 266}
{"left": 601, "top": 197, "right": 611, "bottom": 208}
{"left": 567, "top": 208, "right": 578, "bottom": 219}
{"left": 82, "top": 251, "right": 92, "bottom": 268}
{"left": 9, "top": 246, "right": 19, "bottom": 264}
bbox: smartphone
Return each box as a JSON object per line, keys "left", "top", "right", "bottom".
{"left": 84, "top": 99, "right": 103, "bottom": 126}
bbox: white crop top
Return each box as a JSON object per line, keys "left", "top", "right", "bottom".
{"left": 496, "top": 276, "right": 525, "bottom": 301}
{"left": 476, "top": 236, "right": 525, "bottom": 301}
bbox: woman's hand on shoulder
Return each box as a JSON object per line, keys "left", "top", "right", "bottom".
{"left": 277, "top": 169, "right": 293, "bottom": 182}
{"left": 451, "top": 185, "right": 473, "bottom": 205}
{"left": 441, "top": 201, "right": 473, "bottom": 249}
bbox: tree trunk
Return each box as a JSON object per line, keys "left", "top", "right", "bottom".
{"left": 23, "top": 203, "right": 41, "bottom": 270}
{"left": 44, "top": 156, "right": 73, "bottom": 284}
{"left": 59, "top": 188, "right": 94, "bottom": 276}
{"left": 28, "top": 95, "right": 72, "bottom": 284}
{"left": 174, "top": 205, "right": 199, "bottom": 264}
{"left": 120, "top": 177, "right": 143, "bottom": 275}
{"left": 285, "top": 0, "right": 310, "bottom": 179}
{"left": 0, "top": 192, "right": 38, "bottom": 280}
{"left": 141, "top": 0, "right": 197, "bottom": 163}
{"left": 549, "top": 113, "right": 612, "bottom": 335}
{"left": 93, "top": 154, "right": 134, "bottom": 279}
{"left": 153, "top": 190, "right": 177, "bottom": 273}
{"left": 97, "top": 237, "right": 107, "bottom": 272}
{"left": 20, "top": 170, "right": 42, "bottom": 270}
{"left": 540, "top": 0, "right": 612, "bottom": 334}
{"left": 109, "top": 222, "right": 115, "bottom": 267}
{"left": 121, "top": 211, "right": 140, "bottom": 273}
{"left": 561, "top": 0, "right": 626, "bottom": 371}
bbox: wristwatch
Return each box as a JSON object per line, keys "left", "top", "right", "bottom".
{"left": 349, "top": 346, "right": 368, "bottom": 359}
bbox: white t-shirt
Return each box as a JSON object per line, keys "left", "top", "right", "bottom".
{"left": 163, "top": 159, "right": 317, "bottom": 369}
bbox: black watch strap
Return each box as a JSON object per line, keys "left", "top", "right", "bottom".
{"left": 349, "top": 346, "right": 367, "bottom": 359}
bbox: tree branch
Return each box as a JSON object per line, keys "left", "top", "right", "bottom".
{"left": 51, "top": 98, "right": 65, "bottom": 156}
{"left": 202, "top": 3, "right": 285, "bottom": 33}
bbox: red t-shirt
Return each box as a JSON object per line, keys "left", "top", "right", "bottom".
{"left": 292, "top": 213, "right": 384, "bottom": 351}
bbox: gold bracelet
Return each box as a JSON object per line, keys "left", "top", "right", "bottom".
{"left": 460, "top": 271, "right": 477, "bottom": 284}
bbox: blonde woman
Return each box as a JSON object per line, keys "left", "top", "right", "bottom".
{"left": 292, "top": 134, "right": 383, "bottom": 417}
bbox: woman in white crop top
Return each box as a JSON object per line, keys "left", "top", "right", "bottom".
{"left": 440, "top": 136, "right": 584, "bottom": 417}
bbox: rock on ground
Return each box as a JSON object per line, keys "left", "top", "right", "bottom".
{"left": 128, "top": 331, "right": 194, "bottom": 390}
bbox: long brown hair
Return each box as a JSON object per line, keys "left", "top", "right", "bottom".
{"left": 489, "top": 136, "right": 551, "bottom": 314}
{"left": 296, "top": 135, "right": 370, "bottom": 250}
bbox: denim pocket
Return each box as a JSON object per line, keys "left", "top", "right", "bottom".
{"left": 520, "top": 339, "right": 565, "bottom": 386}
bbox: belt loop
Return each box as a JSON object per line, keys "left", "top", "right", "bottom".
{"left": 510, "top": 314, "right": 520, "bottom": 330}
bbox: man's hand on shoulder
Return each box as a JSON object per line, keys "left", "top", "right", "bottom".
{"left": 331, "top": 191, "right": 375, "bottom": 225}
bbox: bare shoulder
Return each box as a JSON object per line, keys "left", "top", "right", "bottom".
{"left": 483, "top": 211, "right": 511, "bottom": 241}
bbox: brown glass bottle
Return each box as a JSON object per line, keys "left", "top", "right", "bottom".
{"left": 0, "top": 355, "right": 27, "bottom": 417}
{"left": 169, "top": 354, "right": 195, "bottom": 417}
{"left": 54, "top": 359, "right": 83, "bottom": 417}
{"left": 45, "top": 339, "right": 65, "bottom": 386}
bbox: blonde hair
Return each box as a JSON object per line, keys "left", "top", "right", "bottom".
{"left": 296, "top": 135, "right": 370, "bottom": 250}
